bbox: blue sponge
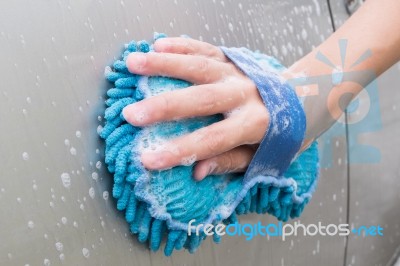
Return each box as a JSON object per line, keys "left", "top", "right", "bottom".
{"left": 99, "top": 33, "right": 319, "bottom": 256}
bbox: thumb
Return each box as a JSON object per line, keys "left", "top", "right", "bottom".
{"left": 193, "top": 145, "right": 257, "bottom": 181}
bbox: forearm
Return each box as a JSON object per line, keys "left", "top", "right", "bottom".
{"left": 283, "top": 0, "right": 400, "bottom": 150}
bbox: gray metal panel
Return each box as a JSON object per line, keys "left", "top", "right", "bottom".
{"left": 0, "top": 1, "right": 348, "bottom": 265}
{"left": 330, "top": 1, "right": 400, "bottom": 265}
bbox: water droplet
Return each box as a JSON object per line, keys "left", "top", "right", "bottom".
{"left": 97, "top": 125, "right": 103, "bottom": 134}
{"left": 89, "top": 187, "right": 95, "bottom": 199}
{"left": 61, "top": 217, "right": 67, "bottom": 225}
{"left": 75, "top": 131, "right": 81, "bottom": 138}
{"left": 91, "top": 172, "right": 98, "bottom": 181}
{"left": 95, "top": 161, "right": 102, "bottom": 169}
{"left": 301, "top": 29, "right": 308, "bottom": 40}
{"left": 70, "top": 147, "right": 77, "bottom": 155}
{"left": 28, "top": 220, "right": 35, "bottom": 229}
{"left": 59, "top": 254, "right": 65, "bottom": 261}
{"left": 55, "top": 242, "right": 63, "bottom": 252}
{"left": 281, "top": 45, "right": 288, "bottom": 56}
{"left": 20, "top": 35, "right": 26, "bottom": 46}
{"left": 103, "top": 191, "right": 109, "bottom": 200}
{"left": 228, "top": 23, "right": 234, "bottom": 32}
{"left": 60, "top": 173, "right": 71, "bottom": 188}
{"left": 22, "top": 152, "right": 29, "bottom": 161}
{"left": 43, "top": 258, "right": 50, "bottom": 266}
{"left": 82, "top": 248, "right": 90, "bottom": 258}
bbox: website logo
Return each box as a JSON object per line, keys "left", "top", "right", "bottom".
{"left": 188, "top": 219, "right": 383, "bottom": 241}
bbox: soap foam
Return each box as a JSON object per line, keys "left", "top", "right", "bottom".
{"left": 180, "top": 154, "right": 197, "bottom": 166}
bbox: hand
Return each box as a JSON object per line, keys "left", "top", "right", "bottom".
{"left": 123, "top": 37, "right": 269, "bottom": 180}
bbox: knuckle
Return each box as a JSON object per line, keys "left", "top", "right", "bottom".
{"left": 228, "top": 63, "right": 239, "bottom": 74}
{"left": 160, "top": 52, "right": 170, "bottom": 64}
{"left": 251, "top": 108, "right": 269, "bottom": 142}
{"left": 197, "top": 57, "right": 210, "bottom": 74}
{"left": 240, "top": 78, "right": 257, "bottom": 94}
{"left": 158, "top": 93, "right": 172, "bottom": 117}
{"left": 204, "top": 44, "right": 220, "bottom": 57}
{"left": 221, "top": 63, "right": 243, "bottom": 80}
{"left": 166, "top": 142, "right": 184, "bottom": 162}
{"left": 141, "top": 52, "right": 153, "bottom": 66}
{"left": 198, "top": 87, "right": 217, "bottom": 111}
{"left": 256, "top": 108, "right": 269, "bottom": 127}
{"left": 157, "top": 53, "right": 171, "bottom": 75}
{"left": 246, "top": 78, "right": 257, "bottom": 90}
{"left": 183, "top": 40, "right": 195, "bottom": 54}
{"left": 219, "top": 154, "right": 234, "bottom": 173}
{"left": 203, "top": 129, "right": 225, "bottom": 153}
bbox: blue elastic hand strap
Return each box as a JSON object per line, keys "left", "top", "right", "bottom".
{"left": 220, "top": 47, "right": 306, "bottom": 181}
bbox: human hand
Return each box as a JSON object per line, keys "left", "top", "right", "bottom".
{"left": 122, "top": 37, "right": 269, "bottom": 180}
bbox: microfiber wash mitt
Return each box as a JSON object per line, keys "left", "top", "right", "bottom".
{"left": 99, "top": 33, "right": 319, "bottom": 256}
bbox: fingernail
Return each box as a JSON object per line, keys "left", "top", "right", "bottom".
{"left": 194, "top": 164, "right": 211, "bottom": 181}
{"left": 154, "top": 39, "right": 171, "bottom": 52}
{"left": 127, "top": 53, "right": 146, "bottom": 71}
{"left": 122, "top": 104, "right": 148, "bottom": 125}
{"left": 205, "top": 166, "right": 213, "bottom": 177}
{"left": 207, "top": 162, "right": 218, "bottom": 176}
{"left": 122, "top": 106, "right": 130, "bottom": 121}
{"left": 141, "top": 151, "right": 167, "bottom": 169}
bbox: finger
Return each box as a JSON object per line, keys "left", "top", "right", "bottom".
{"left": 193, "top": 145, "right": 256, "bottom": 181}
{"left": 140, "top": 117, "right": 248, "bottom": 170}
{"left": 122, "top": 83, "right": 245, "bottom": 126}
{"left": 126, "top": 52, "right": 234, "bottom": 84}
{"left": 153, "top": 37, "right": 228, "bottom": 62}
